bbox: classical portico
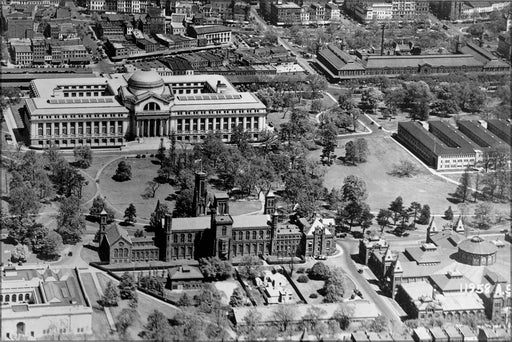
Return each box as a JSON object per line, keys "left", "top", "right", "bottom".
{"left": 136, "top": 118, "right": 171, "bottom": 137}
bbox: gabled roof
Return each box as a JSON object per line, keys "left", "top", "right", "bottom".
{"left": 105, "top": 223, "right": 132, "bottom": 245}
{"left": 306, "top": 217, "right": 334, "bottom": 237}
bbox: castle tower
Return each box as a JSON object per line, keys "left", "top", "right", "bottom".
{"left": 193, "top": 171, "right": 208, "bottom": 217}
{"left": 99, "top": 209, "right": 108, "bottom": 245}
{"left": 390, "top": 259, "right": 403, "bottom": 299}
{"left": 210, "top": 203, "right": 233, "bottom": 260}
{"left": 214, "top": 192, "right": 229, "bottom": 215}
{"left": 163, "top": 213, "right": 172, "bottom": 261}
{"left": 264, "top": 188, "right": 276, "bottom": 215}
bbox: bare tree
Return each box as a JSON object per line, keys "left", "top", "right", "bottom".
{"left": 142, "top": 181, "right": 161, "bottom": 199}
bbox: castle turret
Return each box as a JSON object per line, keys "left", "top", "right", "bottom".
{"left": 163, "top": 213, "right": 172, "bottom": 261}
{"left": 264, "top": 188, "right": 276, "bottom": 215}
{"left": 193, "top": 171, "right": 208, "bottom": 217}
{"left": 99, "top": 209, "right": 107, "bottom": 245}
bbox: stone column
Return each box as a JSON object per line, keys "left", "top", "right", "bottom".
{"left": 50, "top": 122, "right": 55, "bottom": 138}
{"left": 159, "top": 119, "right": 164, "bottom": 136}
{"left": 152, "top": 119, "right": 156, "bottom": 137}
{"left": 107, "top": 121, "right": 111, "bottom": 137}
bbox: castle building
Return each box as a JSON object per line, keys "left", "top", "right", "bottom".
{"left": 98, "top": 173, "right": 336, "bottom": 264}
{"left": 25, "top": 70, "right": 267, "bottom": 149}
{"left": 1, "top": 266, "right": 93, "bottom": 340}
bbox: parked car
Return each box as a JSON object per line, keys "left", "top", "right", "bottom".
{"left": 315, "top": 255, "right": 327, "bottom": 260}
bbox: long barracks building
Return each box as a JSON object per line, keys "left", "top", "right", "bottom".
{"left": 25, "top": 70, "right": 267, "bottom": 149}
{"left": 317, "top": 42, "right": 510, "bottom": 81}
{"left": 397, "top": 120, "right": 511, "bottom": 170}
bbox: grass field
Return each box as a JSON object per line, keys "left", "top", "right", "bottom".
{"left": 309, "top": 135, "right": 461, "bottom": 214}
{"left": 80, "top": 272, "right": 114, "bottom": 340}
{"left": 99, "top": 157, "right": 175, "bottom": 220}
{"left": 96, "top": 272, "right": 180, "bottom": 340}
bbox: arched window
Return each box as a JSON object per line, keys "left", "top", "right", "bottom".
{"left": 25, "top": 294, "right": 30, "bottom": 301}
{"left": 18, "top": 294, "right": 23, "bottom": 301}
{"left": 0, "top": 295, "right": 3, "bottom": 302}
{"left": 180, "top": 234, "right": 185, "bottom": 243}
{"left": 173, "top": 234, "right": 178, "bottom": 243}
{"left": 124, "top": 248, "right": 129, "bottom": 257}
{"left": 114, "top": 249, "right": 118, "bottom": 257}
{"left": 16, "top": 322, "right": 25, "bottom": 335}
{"left": 143, "top": 102, "right": 161, "bottom": 111}
{"left": 12, "top": 295, "right": 16, "bottom": 302}
{"left": 5, "top": 295, "right": 10, "bottom": 302}
{"left": 188, "top": 233, "right": 192, "bottom": 242}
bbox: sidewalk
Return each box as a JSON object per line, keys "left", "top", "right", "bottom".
{"left": 89, "top": 271, "right": 117, "bottom": 332}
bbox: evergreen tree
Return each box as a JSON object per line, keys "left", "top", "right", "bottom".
{"left": 455, "top": 166, "right": 472, "bottom": 203}
{"left": 114, "top": 161, "right": 132, "bottom": 181}
{"left": 101, "top": 281, "right": 119, "bottom": 307}
{"left": 118, "top": 272, "right": 136, "bottom": 300}
{"left": 418, "top": 204, "right": 431, "bottom": 225}
{"left": 320, "top": 121, "right": 337, "bottom": 165}
{"left": 124, "top": 203, "right": 137, "bottom": 224}
{"left": 444, "top": 206, "right": 454, "bottom": 220}
{"left": 388, "top": 196, "right": 404, "bottom": 225}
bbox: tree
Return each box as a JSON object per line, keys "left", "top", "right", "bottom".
{"left": 9, "top": 185, "right": 40, "bottom": 218}
{"left": 409, "top": 201, "right": 422, "bottom": 229}
{"left": 11, "top": 244, "right": 27, "bottom": 263}
{"left": 332, "top": 305, "right": 353, "bottom": 330}
{"left": 360, "top": 207, "right": 374, "bottom": 235}
{"left": 360, "top": 87, "right": 382, "bottom": 113}
{"left": 229, "top": 287, "right": 246, "bottom": 307}
{"left": 341, "top": 175, "right": 368, "bottom": 204}
{"left": 73, "top": 145, "right": 92, "bottom": 168}
{"left": 199, "top": 257, "right": 233, "bottom": 280}
{"left": 124, "top": 204, "right": 137, "bottom": 224}
{"left": 0, "top": 87, "right": 21, "bottom": 109}
{"left": 114, "top": 161, "right": 132, "bottom": 181}
{"left": 376, "top": 209, "right": 391, "bottom": 233}
{"left": 57, "top": 195, "right": 86, "bottom": 244}
{"left": 238, "top": 256, "right": 263, "bottom": 280}
{"left": 417, "top": 204, "right": 431, "bottom": 225}
{"left": 89, "top": 196, "right": 115, "bottom": 222}
{"left": 142, "top": 180, "right": 160, "bottom": 199}
{"left": 311, "top": 99, "right": 323, "bottom": 113}
{"left": 143, "top": 310, "right": 170, "bottom": 342}
{"left": 390, "top": 160, "right": 419, "bottom": 177}
{"left": 474, "top": 203, "right": 492, "bottom": 229}
{"left": 319, "top": 121, "right": 337, "bottom": 165}
{"left": 116, "top": 308, "right": 135, "bottom": 340}
{"left": 174, "top": 188, "right": 195, "bottom": 217}
{"left": 194, "top": 284, "right": 222, "bottom": 314}
{"left": 118, "top": 272, "right": 137, "bottom": 300}
{"left": 306, "top": 74, "right": 328, "bottom": 98}
{"left": 272, "top": 305, "right": 295, "bottom": 333}
{"left": 156, "top": 138, "right": 166, "bottom": 162}
{"left": 388, "top": 196, "right": 404, "bottom": 226}
{"left": 455, "top": 166, "right": 472, "bottom": 203}
{"left": 301, "top": 306, "right": 327, "bottom": 339}
{"left": 323, "top": 267, "right": 346, "bottom": 303}
{"left": 177, "top": 293, "right": 192, "bottom": 307}
{"left": 309, "top": 262, "right": 331, "bottom": 280}
{"left": 29, "top": 223, "right": 49, "bottom": 253}
{"left": 100, "top": 281, "right": 119, "bottom": 307}
{"left": 444, "top": 206, "right": 454, "bottom": 220}
{"left": 354, "top": 138, "right": 369, "bottom": 163}
{"left": 39, "top": 231, "right": 62, "bottom": 258}
{"left": 370, "top": 315, "right": 389, "bottom": 332}
{"left": 4, "top": 216, "right": 33, "bottom": 245}
{"left": 345, "top": 140, "right": 356, "bottom": 165}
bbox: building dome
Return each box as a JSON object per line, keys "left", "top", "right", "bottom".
{"left": 127, "top": 69, "right": 165, "bottom": 95}
{"left": 458, "top": 236, "right": 497, "bottom": 266}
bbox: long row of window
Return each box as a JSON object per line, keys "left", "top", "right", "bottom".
{"left": 0, "top": 293, "right": 31, "bottom": 303}
{"left": 176, "top": 117, "right": 259, "bottom": 132}
{"left": 232, "top": 229, "right": 270, "bottom": 241}
{"left": 37, "top": 121, "right": 123, "bottom": 137}
{"left": 35, "top": 138, "right": 123, "bottom": 147}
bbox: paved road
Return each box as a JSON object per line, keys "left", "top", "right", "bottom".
{"left": 324, "top": 241, "right": 402, "bottom": 324}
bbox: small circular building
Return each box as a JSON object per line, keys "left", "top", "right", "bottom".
{"left": 458, "top": 236, "right": 497, "bottom": 266}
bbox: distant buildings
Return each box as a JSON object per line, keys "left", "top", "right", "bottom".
{"left": 1, "top": 266, "right": 93, "bottom": 340}
{"left": 344, "top": 0, "right": 429, "bottom": 23}
{"left": 86, "top": 0, "right": 148, "bottom": 13}
{"left": 429, "top": 1, "right": 510, "bottom": 21}
{"left": 4, "top": 10, "right": 34, "bottom": 39}
{"left": 316, "top": 42, "right": 510, "bottom": 81}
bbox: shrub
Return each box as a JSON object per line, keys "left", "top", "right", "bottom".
{"left": 297, "top": 275, "right": 309, "bottom": 283}
{"left": 309, "top": 293, "right": 318, "bottom": 299}
{"left": 308, "top": 262, "right": 331, "bottom": 280}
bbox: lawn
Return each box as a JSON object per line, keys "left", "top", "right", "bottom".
{"left": 80, "top": 272, "right": 115, "bottom": 340}
{"left": 291, "top": 270, "right": 357, "bottom": 305}
{"left": 98, "top": 157, "right": 175, "bottom": 220}
{"left": 229, "top": 199, "right": 262, "bottom": 215}
{"left": 309, "top": 134, "right": 463, "bottom": 215}
{"left": 96, "top": 272, "right": 180, "bottom": 340}
{"left": 214, "top": 278, "right": 240, "bottom": 305}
